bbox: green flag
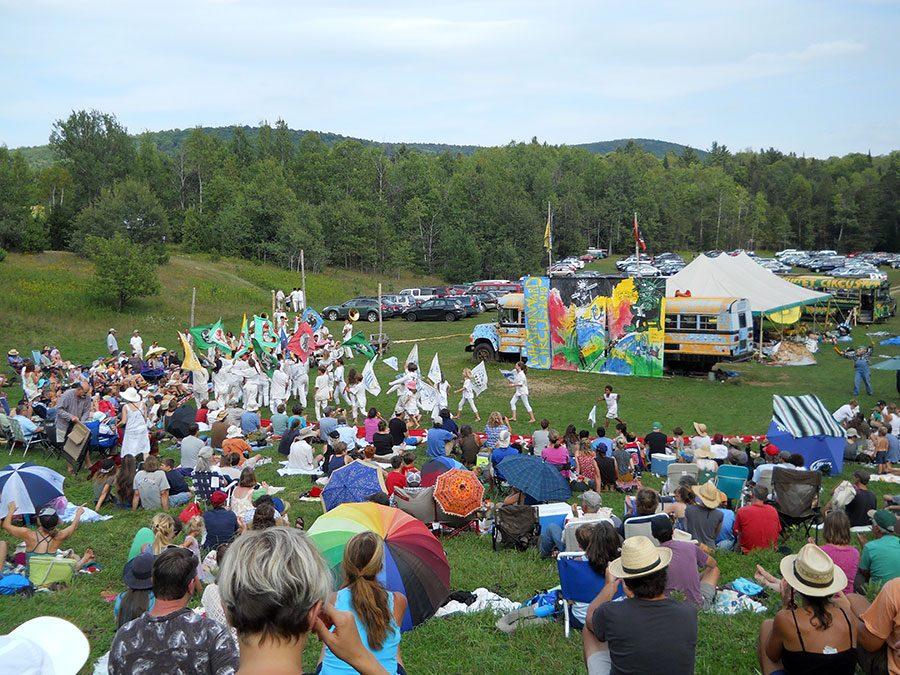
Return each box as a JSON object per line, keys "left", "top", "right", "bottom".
{"left": 189, "top": 319, "right": 229, "bottom": 352}
{"left": 253, "top": 315, "right": 279, "bottom": 349}
{"left": 342, "top": 331, "right": 377, "bottom": 360}
{"left": 252, "top": 337, "right": 278, "bottom": 376}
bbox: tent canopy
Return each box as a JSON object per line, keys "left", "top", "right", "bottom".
{"left": 767, "top": 394, "right": 845, "bottom": 474}
{"left": 665, "top": 253, "right": 829, "bottom": 316}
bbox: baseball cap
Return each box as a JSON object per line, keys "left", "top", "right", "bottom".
{"left": 210, "top": 490, "right": 227, "bottom": 507}
{"left": 651, "top": 422, "right": 662, "bottom": 431}
{"left": 868, "top": 509, "right": 897, "bottom": 533}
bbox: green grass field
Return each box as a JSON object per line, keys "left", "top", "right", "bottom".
{"left": 1, "top": 251, "right": 898, "bottom": 674}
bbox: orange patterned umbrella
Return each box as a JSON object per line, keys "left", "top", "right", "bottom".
{"left": 434, "top": 469, "right": 484, "bottom": 518}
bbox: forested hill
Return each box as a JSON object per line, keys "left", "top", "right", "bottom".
{"left": 12, "top": 126, "right": 704, "bottom": 169}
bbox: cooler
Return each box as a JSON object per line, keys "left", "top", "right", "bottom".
{"left": 650, "top": 453, "right": 676, "bottom": 476}
{"left": 536, "top": 502, "right": 571, "bottom": 533}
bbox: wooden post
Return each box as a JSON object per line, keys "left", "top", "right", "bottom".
{"left": 300, "top": 249, "right": 307, "bottom": 311}
{"left": 378, "top": 282, "right": 383, "bottom": 355}
{"left": 271, "top": 289, "right": 276, "bottom": 316}
{"left": 190, "top": 287, "right": 196, "bottom": 326}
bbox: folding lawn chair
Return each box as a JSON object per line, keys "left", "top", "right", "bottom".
{"left": 492, "top": 504, "right": 540, "bottom": 552}
{"left": 0, "top": 413, "right": 13, "bottom": 446}
{"left": 557, "top": 552, "right": 623, "bottom": 637}
{"left": 393, "top": 486, "right": 437, "bottom": 524}
{"left": 191, "top": 471, "right": 231, "bottom": 503}
{"left": 773, "top": 467, "right": 822, "bottom": 543}
{"left": 716, "top": 465, "right": 749, "bottom": 506}
{"left": 8, "top": 417, "right": 50, "bottom": 457}
{"left": 663, "top": 463, "right": 698, "bottom": 496}
{"left": 435, "top": 504, "right": 478, "bottom": 538}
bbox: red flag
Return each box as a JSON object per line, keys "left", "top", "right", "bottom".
{"left": 286, "top": 323, "right": 313, "bottom": 363}
{"left": 633, "top": 213, "right": 646, "bottom": 252}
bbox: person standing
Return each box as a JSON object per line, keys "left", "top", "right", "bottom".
{"left": 129, "top": 330, "right": 144, "bottom": 359}
{"left": 455, "top": 368, "right": 480, "bottom": 421}
{"left": 55, "top": 380, "right": 92, "bottom": 446}
{"left": 835, "top": 345, "right": 873, "bottom": 396}
{"left": 119, "top": 387, "right": 150, "bottom": 459}
{"left": 107, "top": 329, "right": 119, "bottom": 356}
{"left": 289, "top": 353, "right": 309, "bottom": 407}
{"left": 342, "top": 319, "right": 354, "bottom": 359}
{"left": 601, "top": 385, "right": 620, "bottom": 424}
{"left": 508, "top": 361, "right": 535, "bottom": 423}
{"left": 275, "top": 287, "right": 286, "bottom": 310}
{"left": 314, "top": 366, "right": 331, "bottom": 421}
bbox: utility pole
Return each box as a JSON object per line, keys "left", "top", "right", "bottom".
{"left": 378, "top": 282, "right": 383, "bottom": 355}
{"left": 300, "top": 249, "right": 307, "bottom": 311}
{"left": 190, "top": 287, "right": 196, "bottom": 326}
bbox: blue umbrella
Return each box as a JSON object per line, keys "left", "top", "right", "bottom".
{"left": 0, "top": 462, "right": 65, "bottom": 515}
{"left": 321, "top": 460, "right": 387, "bottom": 512}
{"left": 498, "top": 455, "right": 571, "bottom": 503}
{"left": 430, "top": 456, "right": 465, "bottom": 470}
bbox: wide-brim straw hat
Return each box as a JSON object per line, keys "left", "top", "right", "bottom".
{"left": 693, "top": 422, "right": 708, "bottom": 436}
{"left": 692, "top": 480, "right": 725, "bottom": 509}
{"left": 296, "top": 427, "right": 319, "bottom": 440}
{"left": 209, "top": 409, "right": 227, "bottom": 423}
{"left": 121, "top": 387, "right": 141, "bottom": 403}
{"left": 780, "top": 543, "right": 847, "bottom": 597}
{"left": 245, "top": 402, "right": 260, "bottom": 412}
{"left": 608, "top": 535, "right": 672, "bottom": 579}
{"left": 693, "top": 446, "right": 713, "bottom": 459}
{"left": 226, "top": 425, "right": 243, "bottom": 439}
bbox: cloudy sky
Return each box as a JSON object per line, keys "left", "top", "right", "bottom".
{"left": 1, "top": 0, "right": 897, "bottom": 156}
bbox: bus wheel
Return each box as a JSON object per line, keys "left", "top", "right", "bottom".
{"left": 473, "top": 343, "right": 495, "bottom": 362}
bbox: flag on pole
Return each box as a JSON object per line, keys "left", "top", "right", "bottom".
{"left": 543, "top": 203, "right": 552, "bottom": 252}
{"left": 287, "top": 323, "right": 313, "bottom": 362}
{"left": 253, "top": 316, "right": 279, "bottom": 349}
{"left": 428, "top": 353, "right": 442, "bottom": 385}
{"left": 342, "top": 332, "right": 377, "bottom": 360}
{"left": 234, "top": 314, "right": 250, "bottom": 357}
{"left": 633, "top": 212, "right": 646, "bottom": 252}
{"left": 405, "top": 344, "right": 419, "bottom": 368}
{"left": 179, "top": 332, "right": 204, "bottom": 373}
{"left": 189, "top": 319, "right": 229, "bottom": 352}
{"left": 361, "top": 359, "right": 381, "bottom": 396}
{"left": 251, "top": 337, "right": 278, "bottom": 376}
{"left": 471, "top": 361, "right": 488, "bottom": 396}
{"left": 417, "top": 381, "right": 437, "bottom": 411}
{"left": 588, "top": 405, "right": 597, "bottom": 427}
{"left": 382, "top": 356, "right": 399, "bottom": 371}
{"left": 278, "top": 324, "right": 289, "bottom": 350}
{"left": 302, "top": 307, "right": 324, "bottom": 332}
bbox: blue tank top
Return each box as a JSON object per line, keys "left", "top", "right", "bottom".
{"left": 321, "top": 587, "right": 400, "bottom": 674}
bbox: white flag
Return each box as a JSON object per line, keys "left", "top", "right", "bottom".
{"left": 499, "top": 369, "right": 515, "bottom": 383}
{"left": 405, "top": 344, "right": 419, "bottom": 368}
{"left": 417, "top": 381, "right": 437, "bottom": 411}
{"left": 471, "top": 361, "right": 488, "bottom": 396}
{"left": 588, "top": 405, "right": 597, "bottom": 427}
{"left": 382, "top": 356, "right": 399, "bottom": 371}
{"left": 428, "top": 353, "right": 442, "bottom": 385}
{"left": 362, "top": 359, "right": 381, "bottom": 396}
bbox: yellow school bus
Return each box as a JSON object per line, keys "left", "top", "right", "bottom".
{"left": 783, "top": 275, "right": 896, "bottom": 324}
{"left": 664, "top": 297, "right": 754, "bottom": 363}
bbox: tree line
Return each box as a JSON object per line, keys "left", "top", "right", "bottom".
{"left": 1, "top": 110, "right": 897, "bottom": 291}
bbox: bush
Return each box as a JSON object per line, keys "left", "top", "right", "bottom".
{"left": 0, "top": 248, "right": 6, "bottom": 263}
{"left": 87, "top": 233, "right": 160, "bottom": 310}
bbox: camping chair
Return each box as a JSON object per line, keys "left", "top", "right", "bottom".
{"left": 557, "top": 552, "right": 623, "bottom": 637}
{"left": 191, "top": 471, "right": 232, "bottom": 503}
{"left": 663, "top": 463, "right": 698, "bottom": 496}
{"left": 435, "top": 503, "right": 479, "bottom": 538}
{"left": 0, "top": 413, "right": 13, "bottom": 447}
{"left": 85, "top": 420, "right": 118, "bottom": 457}
{"left": 562, "top": 515, "right": 615, "bottom": 552}
{"left": 492, "top": 504, "right": 540, "bottom": 552}
{"left": 8, "top": 417, "right": 50, "bottom": 456}
{"left": 393, "top": 486, "right": 437, "bottom": 524}
{"left": 716, "top": 465, "right": 749, "bottom": 506}
{"left": 772, "top": 468, "right": 822, "bottom": 543}
{"left": 623, "top": 516, "right": 663, "bottom": 545}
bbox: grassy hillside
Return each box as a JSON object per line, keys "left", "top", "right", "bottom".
{"left": 10, "top": 127, "right": 704, "bottom": 169}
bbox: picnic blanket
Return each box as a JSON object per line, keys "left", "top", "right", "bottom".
{"left": 435, "top": 587, "right": 519, "bottom": 617}
{"left": 276, "top": 462, "right": 322, "bottom": 477}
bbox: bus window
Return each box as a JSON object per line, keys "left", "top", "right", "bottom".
{"left": 665, "top": 315, "right": 678, "bottom": 330}
{"left": 698, "top": 315, "right": 718, "bottom": 331}
{"left": 739, "top": 312, "right": 748, "bottom": 328}
{"left": 499, "top": 307, "right": 521, "bottom": 325}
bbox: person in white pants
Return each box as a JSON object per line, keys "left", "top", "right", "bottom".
{"left": 455, "top": 368, "right": 480, "bottom": 421}
{"left": 191, "top": 366, "right": 210, "bottom": 407}
{"left": 256, "top": 365, "right": 270, "bottom": 408}
{"left": 348, "top": 370, "right": 367, "bottom": 423}
{"left": 270, "top": 358, "right": 291, "bottom": 412}
{"left": 432, "top": 378, "right": 450, "bottom": 424}
{"left": 129, "top": 330, "right": 144, "bottom": 359}
{"left": 314, "top": 365, "right": 331, "bottom": 420}
{"left": 509, "top": 361, "right": 535, "bottom": 423}
{"left": 342, "top": 319, "right": 353, "bottom": 359}
{"left": 331, "top": 359, "right": 352, "bottom": 408}
{"left": 289, "top": 354, "right": 309, "bottom": 406}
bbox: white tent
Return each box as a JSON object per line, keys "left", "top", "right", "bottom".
{"left": 665, "top": 253, "right": 829, "bottom": 315}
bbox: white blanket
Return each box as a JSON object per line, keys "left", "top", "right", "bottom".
{"left": 435, "top": 587, "right": 519, "bottom": 618}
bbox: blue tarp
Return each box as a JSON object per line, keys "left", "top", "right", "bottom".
{"left": 766, "top": 421, "right": 844, "bottom": 475}
{"left": 880, "top": 336, "right": 900, "bottom": 346}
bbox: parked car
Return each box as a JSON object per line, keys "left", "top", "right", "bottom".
{"left": 468, "top": 280, "right": 521, "bottom": 295}
{"left": 382, "top": 294, "right": 414, "bottom": 310}
{"left": 623, "top": 263, "right": 661, "bottom": 277}
{"left": 579, "top": 254, "right": 595, "bottom": 262}
{"left": 615, "top": 254, "right": 645, "bottom": 270}
{"left": 587, "top": 247, "right": 608, "bottom": 258}
{"left": 447, "top": 284, "right": 472, "bottom": 296}
{"left": 322, "top": 298, "right": 394, "bottom": 322}
{"left": 398, "top": 287, "right": 439, "bottom": 302}
{"left": 400, "top": 298, "right": 469, "bottom": 322}
{"left": 471, "top": 292, "right": 497, "bottom": 310}
{"left": 450, "top": 296, "right": 481, "bottom": 316}
{"left": 807, "top": 255, "right": 846, "bottom": 272}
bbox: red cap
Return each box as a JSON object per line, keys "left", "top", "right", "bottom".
{"left": 764, "top": 443, "right": 780, "bottom": 457}
{"left": 210, "top": 491, "right": 227, "bottom": 506}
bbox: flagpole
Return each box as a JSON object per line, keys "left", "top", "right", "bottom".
{"left": 634, "top": 211, "right": 639, "bottom": 266}
{"left": 378, "top": 282, "right": 383, "bottom": 356}
{"left": 548, "top": 201, "right": 553, "bottom": 268}
{"left": 190, "top": 287, "right": 196, "bottom": 326}
{"left": 300, "top": 249, "right": 307, "bottom": 311}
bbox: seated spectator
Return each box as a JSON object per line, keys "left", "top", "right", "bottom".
{"left": 93, "top": 458, "right": 118, "bottom": 511}
{"left": 612, "top": 438, "right": 634, "bottom": 478}
{"left": 568, "top": 521, "right": 622, "bottom": 629}
{"left": 132, "top": 455, "right": 170, "bottom": 511}
{"left": 287, "top": 428, "right": 322, "bottom": 473}
{"left": 108, "top": 547, "right": 238, "bottom": 674}
{"left": 361, "top": 408, "right": 380, "bottom": 443}
{"left": 12, "top": 402, "right": 41, "bottom": 442}
{"left": 372, "top": 419, "right": 395, "bottom": 457}
{"left": 621, "top": 488, "right": 670, "bottom": 539}
{"left": 541, "top": 430, "right": 571, "bottom": 479}
{"left": 843, "top": 428, "right": 867, "bottom": 461}
{"left": 757, "top": 544, "right": 856, "bottom": 675}
{"left": 855, "top": 577, "right": 900, "bottom": 674}
{"left": 439, "top": 408, "right": 458, "bottom": 435}
{"left": 483, "top": 411, "right": 510, "bottom": 450}
{"left": 685, "top": 481, "right": 725, "bottom": 548}
{"left": 491, "top": 430, "right": 519, "bottom": 479}
{"left": 574, "top": 441, "right": 600, "bottom": 489}
{"left": 385, "top": 456, "right": 407, "bottom": 496}
{"left": 179, "top": 423, "right": 204, "bottom": 472}
{"left": 456, "top": 425, "right": 482, "bottom": 467}
{"left": 597, "top": 449, "right": 618, "bottom": 491}
{"left": 240, "top": 402, "right": 261, "bottom": 435}
{"left": 858, "top": 509, "right": 900, "bottom": 591}
{"left": 540, "top": 490, "right": 620, "bottom": 558}
{"left": 278, "top": 418, "right": 302, "bottom": 456}
{"left": 734, "top": 485, "right": 781, "bottom": 554}
{"left": 388, "top": 411, "right": 407, "bottom": 447}
{"left": 644, "top": 422, "right": 668, "bottom": 457}
{"left": 200, "top": 544, "right": 229, "bottom": 627}
{"left": 532, "top": 419, "right": 551, "bottom": 454}
{"left": 335, "top": 417, "right": 358, "bottom": 449}
{"left": 845, "top": 470, "right": 878, "bottom": 528}
{"left": 219, "top": 527, "right": 386, "bottom": 674}
{"left": 652, "top": 518, "right": 719, "bottom": 609}
{"left": 715, "top": 505, "right": 737, "bottom": 551}
{"left": 161, "top": 458, "right": 193, "bottom": 507}
{"left": 325, "top": 442, "right": 350, "bottom": 477}
{"left": 709, "top": 433, "right": 728, "bottom": 463}
{"left": 203, "top": 490, "right": 241, "bottom": 550}
{"left": 818, "top": 510, "right": 859, "bottom": 595}
{"left": 726, "top": 437, "right": 748, "bottom": 465}
{"left": 208, "top": 409, "right": 229, "bottom": 449}
{"left": 591, "top": 427, "right": 614, "bottom": 458}
{"left": 270, "top": 403, "right": 289, "bottom": 437}
{"left": 288, "top": 404, "right": 307, "bottom": 430}
{"left": 426, "top": 420, "right": 455, "bottom": 459}
{"left": 115, "top": 552, "right": 156, "bottom": 628}
{"left": 583, "top": 536, "right": 697, "bottom": 675}
{"left": 221, "top": 426, "right": 252, "bottom": 465}
{"left": 217, "top": 452, "right": 243, "bottom": 482}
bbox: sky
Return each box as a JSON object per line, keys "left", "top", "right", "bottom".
{"left": 0, "top": 0, "right": 897, "bottom": 157}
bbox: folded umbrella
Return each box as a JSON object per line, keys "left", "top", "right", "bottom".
{"left": 0, "top": 462, "right": 65, "bottom": 515}
{"left": 308, "top": 502, "right": 451, "bottom": 630}
{"left": 322, "top": 460, "right": 386, "bottom": 512}
{"left": 434, "top": 469, "right": 484, "bottom": 518}
{"left": 498, "top": 454, "right": 571, "bottom": 503}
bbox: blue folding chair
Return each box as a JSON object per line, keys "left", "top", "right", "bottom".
{"left": 557, "top": 552, "right": 623, "bottom": 637}
{"left": 716, "top": 465, "right": 749, "bottom": 503}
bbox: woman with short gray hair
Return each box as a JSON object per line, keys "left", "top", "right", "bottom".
{"left": 219, "top": 527, "right": 389, "bottom": 674}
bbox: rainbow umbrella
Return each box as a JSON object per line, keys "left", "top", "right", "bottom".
{"left": 420, "top": 457, "right": 464, "bottom": 488}
{"left": 308, "top": 502, "right": 451, "bottom": 631}
{"left": 434, "top": 469, "right": 484, "bottom": 518}
{"left": 321, "top": 460, "right": 386, "bottom": 512}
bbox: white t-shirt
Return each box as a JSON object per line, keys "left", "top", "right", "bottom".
{"left": 604, "top": 392, "right": 619, "bottom": 417}
{"left": 314, "top": 374, "right": 330, "bottom": 400}
{"left": 891, "top": 415, "right": 900, "bottom": 437}
{"left": 462, "top": 378, "right": 474, "bottom": 397}
{"left": 130, "top": 336, "right": 143, "bottom": 354}
{"left": 513, "top": 371, "right": 528, "bottom": 396}
{"left": 709, "top": 443, "right": 728, "bottom": 460}
{"left": 833, "top": 404, "right": 858, "bottom": 425}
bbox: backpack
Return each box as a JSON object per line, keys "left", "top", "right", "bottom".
{"left": 492, "top": 504, "right": 540, "bottom": 552}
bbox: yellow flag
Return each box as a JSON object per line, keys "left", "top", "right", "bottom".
{"left": 179, "top": 332, "right": 204, "bottom": 372}
{"left": 543, "top": 210, "right": 552, "bottom": 251}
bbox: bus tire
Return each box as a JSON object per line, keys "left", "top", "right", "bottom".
{"left": 473, "top": 343, "right": 495, "bottom": 362}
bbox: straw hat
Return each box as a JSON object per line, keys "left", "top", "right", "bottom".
{"left": 692, "top": 480, "right": 724, "bottom": 509}
{"left": 9, "top": 616, "right": 89, "bottom": 675}
{"left": 780, "top": 543, "right": 848, "bottom": 597}
{"left": 121, "top": 387, "right": 141, "bottom": 403}
{"left": 693, "top": 422, "right": 708, "bottom": 436}
{"left": 245, "top": 402, "right": 260, "bottom": 412}
{"left": 7, "top": 349, "right": 18, "bottom": 356}
{"left": 693, "top": 446, "right": 713, "bottom": 459}
{"left": 226, "top": 425, "right": 243, "bottom": 439}
{"left": 208, "top": 408, "right": 227, "bottom": 423}
{"left": 295, "top": 426, "right": 319, "bottom": 441}
{"left": 608, "top": 535, "right": 672, "bottom": 579}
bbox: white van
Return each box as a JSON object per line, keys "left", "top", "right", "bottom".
{"left": 398, "top": 287, "right": 437, "bottom": 302}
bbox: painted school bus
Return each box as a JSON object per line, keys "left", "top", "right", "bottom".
{"left": 783, "top": 275, "right": 896, "bottom": 324}
{"left": 466, "top": 293, "right": 527, "bottom": 361}
{"left": 663, "top": 297, "right": 754, "bottom": 363}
